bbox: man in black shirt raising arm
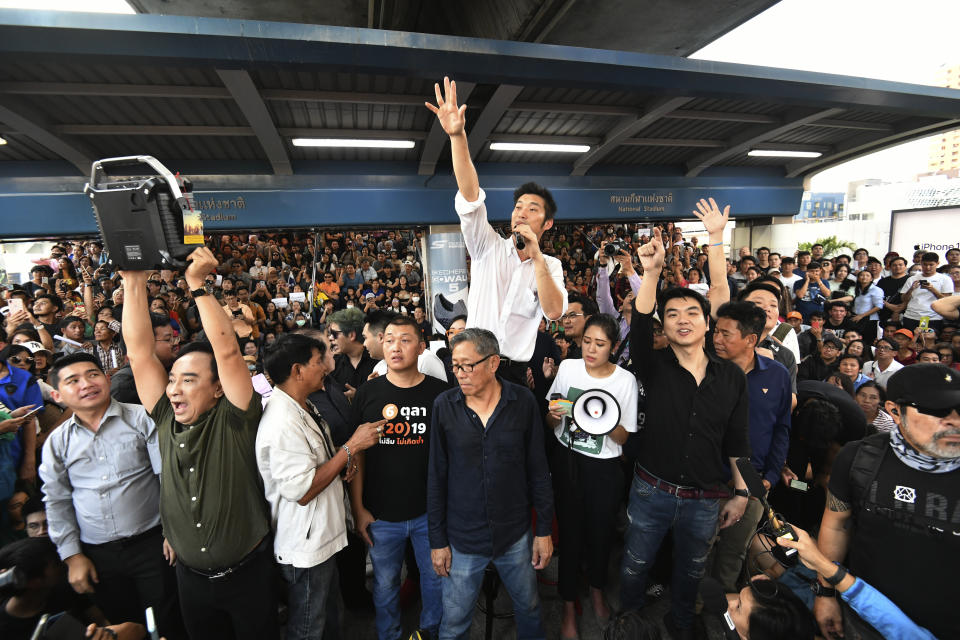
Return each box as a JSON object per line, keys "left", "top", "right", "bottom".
{"left": 620, "top": 218, "right": 751, "bottom": 640}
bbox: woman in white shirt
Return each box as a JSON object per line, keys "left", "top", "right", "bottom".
{"left": 546, "top": 314, "right": 638, "bottom": 640}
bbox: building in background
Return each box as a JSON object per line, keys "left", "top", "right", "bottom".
{"left": 928, "top": 63, "right": 960, "bottom": 172}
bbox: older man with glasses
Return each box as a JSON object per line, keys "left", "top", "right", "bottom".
{"left": 428, "top": 328, "right": 554, "bottom": 640}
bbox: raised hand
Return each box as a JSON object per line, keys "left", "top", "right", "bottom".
{"left": 425, "top": 76, "right": 467, "bottom": 137}
{"left": 692, "top": 197, "right": 731, "bottom": 236}
{"left": 637, "top": 227, "right": 665, "bottom": 274}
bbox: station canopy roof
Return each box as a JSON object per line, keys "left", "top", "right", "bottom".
{"left": 0, "top": 4, "right": 958, "bottom": 186}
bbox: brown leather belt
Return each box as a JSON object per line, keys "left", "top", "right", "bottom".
{"left": 635, "top": 466, "right": 731, "bottom": 500}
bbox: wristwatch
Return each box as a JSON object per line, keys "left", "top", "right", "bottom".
{"left": 33, "top": 324, "right": 45, "bottom": 332}
{"left": 825, "top": 563, "right": 849, "bottom": 586}
{"left": 811, "top": 582, "right": 838, "bottom": 598}
{"left": 733, "top": 488, "right": 750, "bottom": 498}
{"left": 191, "top": 286, "right": 208, "bottom": 298}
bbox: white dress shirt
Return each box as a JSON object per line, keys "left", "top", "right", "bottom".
{"left": 256, "top": 387, "right": 348, "bottom": 568}
{"left": 40, "top": 399, "right": 162, "bottom": 560}
{"left": 455, "top": 188, "right": 567, "bottom": 362}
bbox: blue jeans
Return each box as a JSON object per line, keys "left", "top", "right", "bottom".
{"left": 368, "top": 514, "right": 442, "bottom": 640}
{"left": 619, "top": 473, "right": 720, "bottom": 629}
{"left": 439, "top": 530, "right": 544, "bottom": 640}
{"left": 280, "top": 557, "right": 340, "bottom": 640}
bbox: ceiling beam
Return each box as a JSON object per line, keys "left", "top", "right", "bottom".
{"left": 571, "top": 96, "right": 693, "bottom": 176}
{"left": 56, "top": 124, "right": 429, "bottom": 140}
{"left": 0, "top": 81, "right": 231, "bottom": 99}
{"left": 418, "top": 81, "right": 475, "bottom": 176}
{"left": 261, "top": 89, "right": 425, "bottom": 106}
{"left": 751, "top": 142, "right": 832, "bottom": 154}
{"left": 620, "top": 137, "right": 724, "bottom": 148}
{"left": 685, "top": 107, "right": 844, "bottom": 177}
{"left": 785, "top": 117, "right": 960, "bottom": 178}
{"left": 216, "top": 69, "right": 292, "bottom": 175}
{"left": 806, "top": 118, "right": 894, "bottom": 132}
{"left": 467, "top": 84, "right": 525, "bottom": 159}
{"left": 508, "top": 102, "right": 639, "bottom": 117}
{"left": 664, "top": 110, "right": 779, "bottom": 124}
{"left": 0, "top": 99, "right": 93, "bottom": 175}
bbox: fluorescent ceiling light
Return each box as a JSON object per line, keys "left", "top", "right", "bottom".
{"left": 489, "top": 142, "right": 591, "bottom": 153}
{"left": 291, "top": 138, "right": 415, "bottom": 149}
{"left": 0, "top": 0, "right": 135, "bottom": 13}
{"left": 748, "top": 149, "right": 822, "bottom": 158}
{"left": 0, "top": 137, "right": 7, "bottom": 146}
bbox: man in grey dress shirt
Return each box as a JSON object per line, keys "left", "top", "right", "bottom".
{"left": 39, "top": 353, "right": 184, "bottom": 638}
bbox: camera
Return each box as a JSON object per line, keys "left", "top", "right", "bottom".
{"left": 604, "top": 240, "right": 628, "bottom": 256}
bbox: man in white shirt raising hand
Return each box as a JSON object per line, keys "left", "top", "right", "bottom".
{"left": 426, "top": 76, "right": 567, "bottom": 384}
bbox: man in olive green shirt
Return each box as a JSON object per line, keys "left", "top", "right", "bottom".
{"left": 122, "top": 247, "right": 277, "bottom": 640}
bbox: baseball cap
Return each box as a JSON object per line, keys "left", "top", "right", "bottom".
{"left": 893, "top": 328, "right": 914, "bottom": 340}
{"left": 365, "top": 292, "right": 375, "bottom": 299}
{"left": 786, "top": 311, "right": 802, "bottom": 320}
{"left": 21, "top": 341, "right": 51, "bottom": 355}
{"left": 886, "top": 363, "right": 960, "bottom": 409}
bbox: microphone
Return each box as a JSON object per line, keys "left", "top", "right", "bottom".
{"left": 735, "top": 458, "right": 798, "bottom": 566}
{"left": 699, "top": 577, "right": 739, "bottom": 640}
{"left": 514, "top": 232, "right": 525, "bottom": 251}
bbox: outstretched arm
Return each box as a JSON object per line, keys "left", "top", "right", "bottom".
{"left": 634, "top": 227, "right": 665, "bottom": 315}
{"left": 692, "top": 198, "right": 731, "bottom": 318}
{"left": 183, "top": 247, "right": 253, "bottom": 409}
{"left": 426, "top": 77, "right": 478, "bottom": 202}
{"left": 119, "top": 271, "right": 168, "bottom": 413}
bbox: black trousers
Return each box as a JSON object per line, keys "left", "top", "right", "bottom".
{"left": 176, "top": 543, "right": 280, "bottom": 640}
{"left": 82, "top": 527, "right": 186, "bottom": 640}
{"left": 551, "top": 444, "right": 624, "bottom": 602}
{"left": 497, "top": 359, "right": 528, "bottom": 386}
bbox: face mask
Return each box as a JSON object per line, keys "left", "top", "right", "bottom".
{"left": 346, "top": 304, "right": 354, "bottom": 309}
{"left": 411, "top": 296, "right": 420, "bottom": 304}
{"left": 296, "top": 319, "right": 306, "bottom": 327}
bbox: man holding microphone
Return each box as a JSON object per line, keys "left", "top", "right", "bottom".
{"left": 425, "top": 76, "right": 567, "bottom": 385}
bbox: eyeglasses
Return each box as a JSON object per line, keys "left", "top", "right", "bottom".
{"left": 156, "top": 335, "right": 180, "bottom": 345}
{"left": 9, "top": 356, "right": 34, "bottom": 365}
{"left": 875, "top": 345, "right": 893, "bottom": 352}
{"left": 328, "top": 329, "right": 342, "bottom": 339}
{"left": 451, "top": 353, "right": 495, "bottom": 373}
{"left": 560, "top": 312, "right": 585, "bottom": 321}
{"left": 908, "top": 403, "right": 960, "bottom": 419}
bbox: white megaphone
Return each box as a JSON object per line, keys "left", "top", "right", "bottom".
{"left": 571, "top": 388, "right": 621, "bottom": 436}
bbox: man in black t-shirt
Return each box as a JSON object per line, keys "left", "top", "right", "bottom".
{"left": 349, "top": 315, "right": 449, "bottom": 640}
{"left": 814, "top": 364, "right": 960, "bottom": 640}
{"left": 877, "top": 256, "right": 909, "bottom": 325}
{"left": 822, "top": 301, "right": 856, "bottom": 338}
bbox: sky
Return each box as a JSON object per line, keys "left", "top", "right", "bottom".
{"left": 691, "top": 0, "right": 960, "bottom": 192}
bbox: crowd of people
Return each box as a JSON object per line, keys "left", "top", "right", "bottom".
{"left": 0, "top": 76, "right": 958, "bottom": 640}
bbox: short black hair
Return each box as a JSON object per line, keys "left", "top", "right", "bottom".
{"left": 748, "top": 581, "right": 818, "bottom": 640}
{"left": 807, "top": 261, "right": 822, "bottom": 270}
{"left": 48, "top": 352, "right": 102, "bottom": 388}
{"left": 513, "top": 182, "right": 557, "bottom": 221}
{"left": 795, "top": 398, "right": 841, "bottom": 449}
{"left": 449, "top": 314, "right": 468, "bottom": 327}
{"left": 22, "top": 495, "right": 45, "bottom": 520}
{"left": 223, "top": 289, "right": 237, "bottom": 297}
{"left": 264, "top": 333, "right": 325, "bottom": 385}
{"left": 385, "top": 314, "right": 424, "bottom": 341}
{"left": 35, "top": 293, "right": 63, "bottom": 311}
{"left": 856, "top": 380, "right": 886, "bottom": 402}
{"left": 797, "top": 250, "right": 811, "bottom": 258}
{"left": 739, "top": 279, "right": 782, "bottom": 301}
{"left": 811, "top": 243, "right": 823, "bottom": 249}
{"left": 149, "top": 312, "right": 171, "bottom": 331}
{"left": 826, "top": 301, "right": 848, "bottom": 313}
{"left": 780, "top": 257, "right": 795, "bottom": 265}
{"left": 567, "top": 292, "right": 599, "bottom": 318}
{"left": 657, "top": 287, "right": 710, "bottom": 322}
{"left": 716, "top": 301, "right": 766, "bottom": 342}
{"left": 890, "top": 256, "right": 908, "bottom": 267}
{"left": 0, "top": 537, "right": 60, "bottom": 596}
{"left": 58, "top": 316, "right": 85, "bottom": 332}
{"left": 175, "top": 341, "right": 219, "bottom": 380}
{"left": 922, "top": 252, "right": 939, "bottom": 263}
{"left": 365, "top": 309, "right": 398, "bottom": 336}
